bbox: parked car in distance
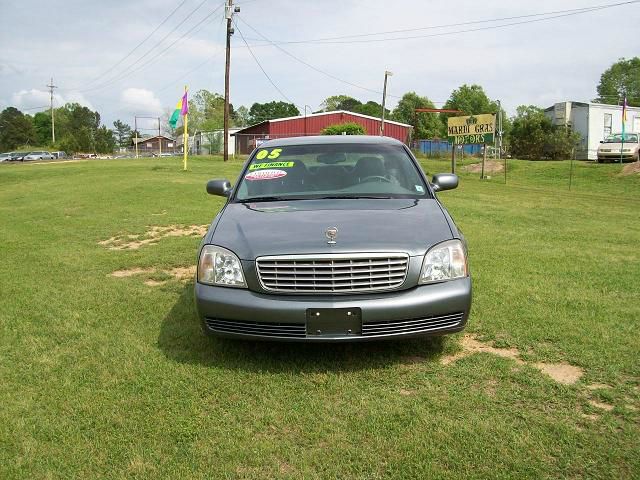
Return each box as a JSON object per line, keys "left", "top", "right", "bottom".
{"left": 195, "top": 135, "right": 471, "bottom": 342}
{"left": 23, "top": 151, "right": 54, "bottom": 161}
{"left": 152, "top": 152, "right": 175, "bottom": 157}
{"left": 597, "top": 133, "right": 640, "bottom": 162}
{"left": 51, "top": 151, "right": 68, "bottom": 159}
{"left": 0, "top": 152, "right": 13, "bottom": 162}
{"left": 9, "top": 152, "right": 27, "bottom": 161}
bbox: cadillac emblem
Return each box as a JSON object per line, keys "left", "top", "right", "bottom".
{"left": 325, "top": 227, "right": 338, "bottom": 244}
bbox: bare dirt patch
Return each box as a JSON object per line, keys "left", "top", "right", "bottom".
{"left": 110, "top": 265, "right": 196, "bottom": 286}
{"left": 586, "top": 383, "right": 612, "bottom": 391}
{"left": 441, "top": 334, "right": 522, "bottom": 365}
{"left": 399, "top": 388, "right": 416, "bottom": 396}
{"left": 588, "top": 399, "right": 614, "bottom": 411}
{"left": 442, "top": 334, "right": 584, "bottom": 385}
{"left": 110, "top": 268, "right": 154, "bottom": 278}
{"left": 462, "top": 160, "right": 504, "bottom": 174}
{"left": 100, "top": 224, "right": 208, "bottom": 250}
{"left": 619, "top": 161, "right": 640, "bottom": 176}
{"left": 534, "top": 362, "right": 584, "bottom": 385}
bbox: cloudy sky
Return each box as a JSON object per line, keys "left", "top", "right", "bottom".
{"left": 0, "top": 0, "right": 638, "bottom": 130}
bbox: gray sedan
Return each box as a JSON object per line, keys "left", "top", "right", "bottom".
{"left": 196, "top": 136, "right": 471, "bottom": 341}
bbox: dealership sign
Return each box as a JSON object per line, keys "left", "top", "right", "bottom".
{"left": 447, "top": 114, "right": 496, "bottom": 144}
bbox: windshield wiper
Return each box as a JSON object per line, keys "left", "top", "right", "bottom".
{"left": 236, "top": 196, "right": 303, "bottom": 203}
{"left": 313, "top": 195, "right": 394, "bottom": 200}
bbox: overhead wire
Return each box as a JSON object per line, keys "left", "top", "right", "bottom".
{"left": 77, "top": 2, "right": 225, "bottom": 94}
{"left": 233, "top": 20, "right": 297, "bottom": 107}
{"left": 243, "top": 0, "right": 639, "bottom": 46}
{"left": 76, "top": 0, "right": 191, "bottom": 89}
{"left": 236, "top": 16, "right": 405, "bottom": 101}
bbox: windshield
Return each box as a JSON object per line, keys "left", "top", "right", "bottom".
{"left": 604, "top": 133, "right": 638, "bottom": 143}
{"left": 234, "top": 143, "right": 430, "bottom": 202}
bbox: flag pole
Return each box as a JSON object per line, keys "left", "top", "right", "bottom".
{"left": 183, "top": 85, "right": 188, "bottom": 171}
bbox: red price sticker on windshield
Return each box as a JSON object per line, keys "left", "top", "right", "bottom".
{"left": 245, "top": 169, "right": 287, "bottom": 181}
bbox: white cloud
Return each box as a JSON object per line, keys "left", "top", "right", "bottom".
{"left": 11, "top": 89, "right": 94, "bottom": 112}
{"left": 120, "top": 87, "right": 163, "bottom": 116}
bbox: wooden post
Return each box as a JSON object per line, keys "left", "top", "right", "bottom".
{"left": 451, "top": 139, "right": 456, "bottom": 174}
{"left": 481, "top": 143, "right": 487, "bottom": 179}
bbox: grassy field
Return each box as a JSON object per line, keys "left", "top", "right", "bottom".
{"left": 1, "top": 155, "right": 639, "bottom": 479}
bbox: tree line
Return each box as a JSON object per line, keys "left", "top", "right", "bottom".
{"left": 1, "top": 57, "right": 636, "bottom": 157}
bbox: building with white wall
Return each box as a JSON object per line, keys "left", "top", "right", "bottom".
{"left": 545, "top": 101, "right": 640, "bottom": 160}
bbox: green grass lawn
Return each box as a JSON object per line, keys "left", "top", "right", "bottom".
{"left": 1, "top": 156, "right": 639, "bottom": 479}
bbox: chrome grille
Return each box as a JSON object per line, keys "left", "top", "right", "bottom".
{"left": 256, "top": 253, "right": 409, "bottom": 294}
{"left": 362, "top": 312, "right": 464, "bottom": 336}
{"left": 205, "top": 318, "right": 306, "bottom": 338}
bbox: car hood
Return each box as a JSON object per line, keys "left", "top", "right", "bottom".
{"left": 210, "top": 198, "right": 453, "bottom": 260}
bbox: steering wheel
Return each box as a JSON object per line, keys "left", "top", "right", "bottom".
{"left": 360, "top": 175, "right": 391, "bottom": 183}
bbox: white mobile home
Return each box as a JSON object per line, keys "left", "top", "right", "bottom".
{"left": 545, "top": 101, "right": 640, "bottom": 160}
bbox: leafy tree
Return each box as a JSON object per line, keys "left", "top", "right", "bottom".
{"left": 95, "top": 125, "right": 116, "bottom": 153}
{"left": 509, "top": 106, "right": 550, "bottom": 159}
{"left": 353, "top": 101, "right": 389, "bottom": 118}
{"left": 508, "top": 105, "right": 578, "bottom": 159}
{"left": 440, "top": 84, "right": 499, "bottom": 132}
{"left": 75, "top": 126, "right": 95, "bottom": 152}
{"left": 0, "top": 107, "right": 36, "bottom": 150}
{"left": 321, "top": 122, "right": 366, "bottom": 135}
{"left": 233, "top": 105, "right": 250, "bottom": 127}
{"left": 320, "top": 95, "right": 356, "bottom": 112}
{"left": 594, "top": 57, "right": 640, "bottom": 106}
{"left": 33, "top": 111, "right": 52, "bottom": 146}
{"left": 391, "top": 92, "right": 441, "bottom": 139}
{"left": 112, "top": 120, "right": 132, "bottom": 147}
{"left": 248, "top": 101, "right": 299, "bottom": 125}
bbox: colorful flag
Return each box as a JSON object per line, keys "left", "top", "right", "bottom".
{"left": 169, "top": 91, "right": 189, "bottom": 128}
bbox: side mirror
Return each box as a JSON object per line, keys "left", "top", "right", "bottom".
{"left": 600, "top": 140, "right": 604, "bottom": 143}
{"left": 206, "top": 179, "right": 232, "bottom": 197}
{"left": 431, "top": 173, "right": 458, "bottom": 192}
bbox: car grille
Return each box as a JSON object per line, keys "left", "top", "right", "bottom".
{"left": 205, "top": 318, "right": 306, "bottom": 338}
{"left": 255, "top": 253, "right": 409, "bottom": 294}
{"left": 361, "top": 312, "right": 464, "bottom": 336}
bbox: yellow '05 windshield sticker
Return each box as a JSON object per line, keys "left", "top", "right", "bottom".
{"left": 255, "top": 148, "right": 282, "bottom": 160}
{"left": 249, "top": 161, "right": 294, "bottom": 170}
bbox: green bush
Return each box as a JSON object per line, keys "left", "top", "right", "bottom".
{"left": 321, "top": 122, "right": 366, "bottom": 136}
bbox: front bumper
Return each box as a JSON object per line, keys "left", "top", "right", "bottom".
{"left": 597, "top": 152, "right": 637, "bottom": 161}
{"left": 195, "top": 278, "right": 472, "bottom": 342}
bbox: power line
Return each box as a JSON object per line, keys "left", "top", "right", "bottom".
{"left": 78, "top": 0, "right": 191, "bottom": 89}
{"left": 74, "top": 0, "right": 218, "bottom": 93}
{"left": 243, "top": 0, "right": 639, "bottom": 46}
{"left": 233, "top": 20, "right": 297, "bottom": 106}
{"left": 236, "top": 16, "right": 404, "bottom": 101}
{"left": 78, "top": 2, "right": 225, "bottom": 94}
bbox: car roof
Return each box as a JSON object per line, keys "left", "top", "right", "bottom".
{"left": 258, "top": 135, "right": 406, "bottom": 148}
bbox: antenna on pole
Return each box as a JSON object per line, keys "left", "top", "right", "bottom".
{"left": 46, "top": 77, "right": 58, "bottom": 144}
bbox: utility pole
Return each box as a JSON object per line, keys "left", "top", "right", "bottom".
{"left": 224, "top": 0, "right": 239, "bottom": 162}
{"left": 380, "top": 70, "right": 392, "bottom": 136}
{"left": 46, "top": 77, "right": 57, "bottom": 144}
{"left": 134, "top": 117, "right": 139, "bottom": 159}
{"left": 158, "top": 116, "right": 161, "bottom": 156}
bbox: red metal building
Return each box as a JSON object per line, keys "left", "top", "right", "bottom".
{"left": 233, "top": 110, "right": 413, "bottom": 154}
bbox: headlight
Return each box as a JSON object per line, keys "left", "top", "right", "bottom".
{"left": 198, "top": 245, "right": 246, "bottom": 288}
{"left": 419, "top": 239, "right": 468, "bottom": 284}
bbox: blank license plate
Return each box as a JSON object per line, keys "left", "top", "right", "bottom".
{"left": 306, "top": 308, "right": 362, "bottom": 336}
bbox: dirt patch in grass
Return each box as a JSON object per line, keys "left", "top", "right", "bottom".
{"left": 111, "top": 268, "right": 154, "bottom": 277}
{"left": 618, "top": 161, "right": 640, "bottom": 176}
{"left": 588, "top": 399, "right": 614, "bottom": 411}
{"left": 110, "top": 265, "right": 196, "bottom": 286}
{"left": 463, "top": 160, "right": 504, "bottom": 174}
{"left": 534, "top": 362, "right": 584, "bottom": 385}
{"left": 100, "top": 224, "right": 208, "bottom": 250}
{"left": 442, "top": 334, "right": 584, "bottom": 385}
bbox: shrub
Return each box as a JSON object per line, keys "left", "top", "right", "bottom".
{"left": 321, "top": 122, "right": 366, "bottom": 136}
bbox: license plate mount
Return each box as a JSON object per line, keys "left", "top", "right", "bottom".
{"left": 306, "top": 308, "right": 362, "bottom": 336}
